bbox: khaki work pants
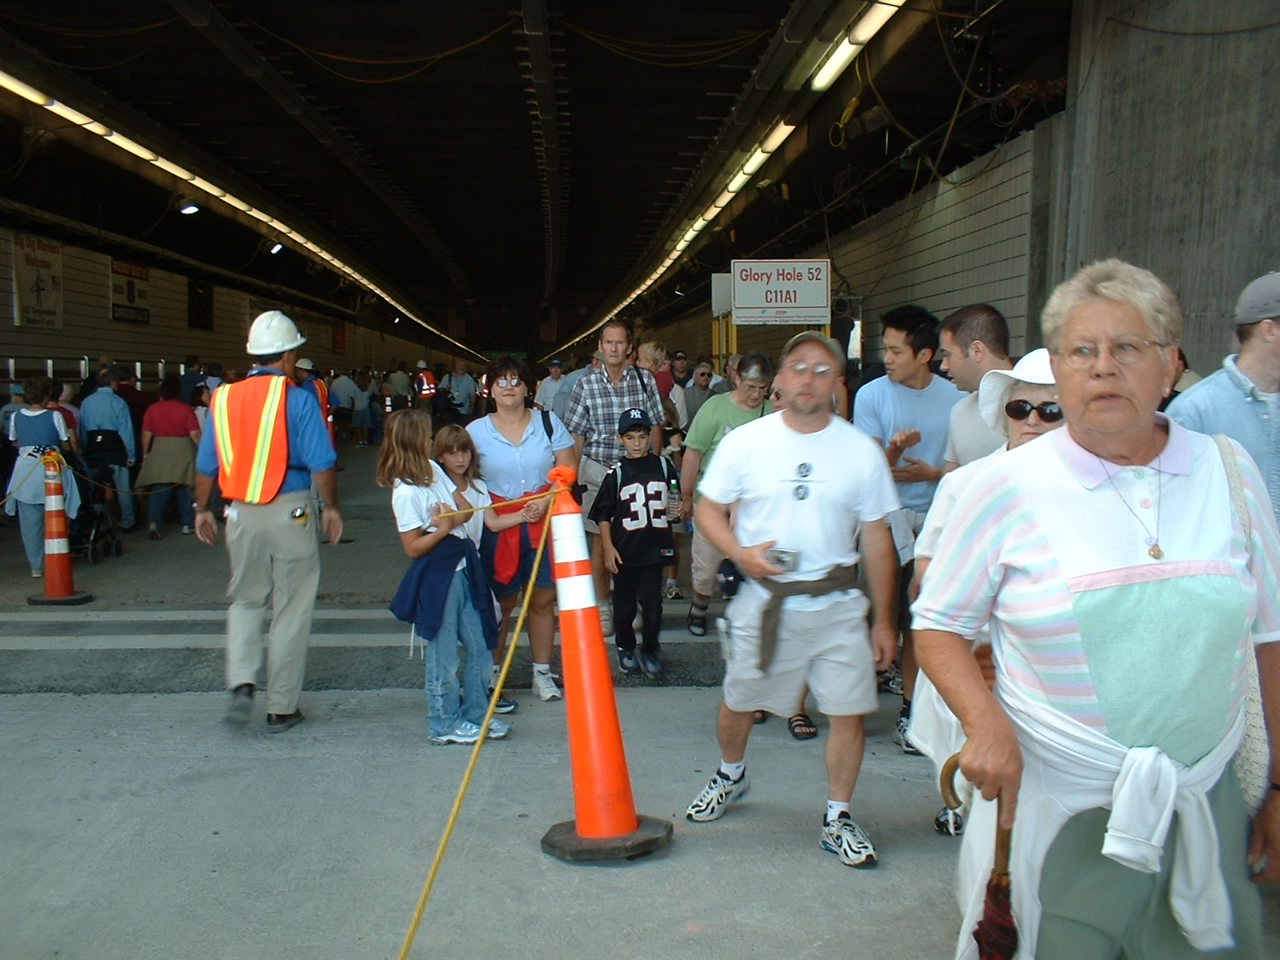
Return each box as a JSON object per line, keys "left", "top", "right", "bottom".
{"left": 224, "top": 490, "right": 321, "bottom": 715}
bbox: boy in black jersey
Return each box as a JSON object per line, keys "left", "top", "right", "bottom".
{"left": 590, "top": 408, "right": 681, "bottom": 678}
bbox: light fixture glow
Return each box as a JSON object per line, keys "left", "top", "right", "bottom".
{"left": 0, "top": 67, "right": 483, "bottom": 359}
{"left": 812, "top": 0, "right": 905, "bottom": 91}
{"left": 728, "top": 170, "right": 752, "bottom": 193}
{"left": 712, "top": 189, "right": 734, "bottom": 209}
{"left": 269, "top": 242, "right": 283, "bottom": 254}
{"left": 674, "top": 238, "right": 690, "bottom": 252}
{"left": 761, "top": 122, "right": 796, "bottom": 154}
{"left": 741, "top": 147, "right": 770, "bottom": 175}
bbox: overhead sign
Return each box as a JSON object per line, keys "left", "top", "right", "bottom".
{"left": 12, "top": 232, "right": 63, "bottom": 328}
{"left": 731, "top": 258, "right": 830, "bottom": 325}
{"left": 111, "top": 259, "right": 150, "bottom": 325}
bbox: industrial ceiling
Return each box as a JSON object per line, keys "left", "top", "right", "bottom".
{"left": 0, "top": 1, "right": 1070, "bottom": 358}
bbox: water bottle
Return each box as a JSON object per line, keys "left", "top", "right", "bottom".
{"left": 666, "top": 476, "right": 680, "bottom": 522}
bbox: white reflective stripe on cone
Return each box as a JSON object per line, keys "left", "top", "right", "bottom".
{"left": 44, "top": 495, "right": 64, "bottom": 511}
{"left": 44, "top": 538, "right": 70, "bottom": 554}
{"left": 550, "top": 513, "right": 589, "bottom": 562}
{"left": 555, "top": 574, "right": 597, "bottom": 611}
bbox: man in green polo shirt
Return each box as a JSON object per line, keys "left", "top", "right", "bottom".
{"left": 680, "top": 352, "right": 774, "bottom": 635}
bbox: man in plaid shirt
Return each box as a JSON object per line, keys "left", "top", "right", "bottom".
{"left": 563, "top": 318, "right": 664, "bottom": 633}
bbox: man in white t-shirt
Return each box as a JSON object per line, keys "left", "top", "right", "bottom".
{"left": 938, "top": 304, "right": 1012, "bottom": 471}
{"left": 685, "top": 331, "right": 900, "bottom": 869}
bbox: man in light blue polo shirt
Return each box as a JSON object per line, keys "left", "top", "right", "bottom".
{"left": 1168, "top": 272, "right": 1280, "bottom": 519}
{"left": 80, "top": 368, "right": 137, "bottom": 530}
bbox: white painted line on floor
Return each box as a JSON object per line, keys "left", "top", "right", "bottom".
{"left": 0, "top": 632, "right": 719, "bottom": 651}
{"left": 0, "top": 608, "right": 398, "bottom": 623}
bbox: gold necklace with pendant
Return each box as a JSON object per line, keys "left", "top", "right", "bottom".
{"left": 1097, "top": 454, "right": 1164, "bottom": 559}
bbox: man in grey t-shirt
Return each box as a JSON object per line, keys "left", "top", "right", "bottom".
{"left": 938, "top": 304, "right": 1013, "bottom": 470}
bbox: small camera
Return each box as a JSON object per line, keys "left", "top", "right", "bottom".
{"left": 765, "top": 548, "right": 799, "bottom": 573}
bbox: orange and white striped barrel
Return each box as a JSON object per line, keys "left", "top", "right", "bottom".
{"left": 546, "top": 465, "right": 639, "bottom": 839}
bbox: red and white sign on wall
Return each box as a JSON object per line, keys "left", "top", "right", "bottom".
{"left": 111, "top": 259, "right": 150, "bottom": 325}
{"left": 731, "top": 258, "right": 830, "bottom": 325}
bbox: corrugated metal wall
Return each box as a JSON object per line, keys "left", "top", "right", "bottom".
{"left": 654, "top": 129, "right": 1036, "bottom": 363}
{"left": 0, "top": 227, "right": 459, "bottom": 384}
{"left": 826, "top": 131, "right": 1033, "bottom": 358}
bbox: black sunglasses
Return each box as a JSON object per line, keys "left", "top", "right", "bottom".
{"left": 1005, "top": 399, "right": 1063, "bottom": 422}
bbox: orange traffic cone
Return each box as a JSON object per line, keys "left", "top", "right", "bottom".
{"left": 540, "top": 465, "right": 672, "bottom": 862}
{"left": 28, "top": 452, "right": 93, "bottom": 606}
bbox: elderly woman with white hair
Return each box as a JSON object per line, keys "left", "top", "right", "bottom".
{"left": 914, "top": 260, "right": 1280, "bottom": 960}
{"left": 907, "top": 348, "right": 1063, "bottom": 836}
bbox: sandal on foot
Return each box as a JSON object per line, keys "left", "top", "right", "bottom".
{"left": 787, "top": 713, "right": 818, "bottom": 740}
{"left": 752, "top": 710, "right": 768, "bottom": 725}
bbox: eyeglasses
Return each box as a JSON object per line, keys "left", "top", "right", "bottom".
{"left": 1057, "top": 339, "right": 1164, "bottom": 369}
{"left": 493, "top": 377, "right": 522, "bottom": 388}
{"left": 782, "top": 361, "right": 835, "bottom": 377}
{"left": 1005, "top": 399, "right": 1064, "bottom": 422}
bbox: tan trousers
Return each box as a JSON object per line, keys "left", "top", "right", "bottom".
{"left": 224, "top": 489, "right": 321, "bottom": 715}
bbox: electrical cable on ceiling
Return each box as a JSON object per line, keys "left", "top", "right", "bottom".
{"left": 0, "top": 13, "right": 178, "bottom": 38}
{"left": 33, "top": 32, "right": 173, "bottom": 73}
{"left": 931, "top": 0, "right": 987, "bottom": 99}
{"left": 562, "top": 23, "right": 771, "bottom": 68}
{"left": 245, "top": 17, "right": 518, "bottom": 83}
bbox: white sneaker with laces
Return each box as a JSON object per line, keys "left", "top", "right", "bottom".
{"left": 531, "top": 669, "right": 562, "bottom": 701}
{"left": 598, "top": 606, "right": 615, "bottom": 637}
{"left": 821, "top": 813, "right": 878, "bottom": 867}
{"left": 895, "top": 715, "right": 923, "bottom": 755}
{"left": 487, "top": 717, "right": 510, "bottom": 739}
{"left": 685, "top": 771, "right": 750, "bottom": 822}
{"left": 430, "top": 720, "right": 484, "bottom": 745}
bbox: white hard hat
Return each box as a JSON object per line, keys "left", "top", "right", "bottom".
{"left": 246, "top": 310, "right": 306, "bottom": 356}
{"left": 416, "top": 360, "right": 428, "bottom": 369}
{"left": 295, "top": 358, "right": 315, "bottom": 372}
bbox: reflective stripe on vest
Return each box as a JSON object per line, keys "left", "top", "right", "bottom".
{"left": 211, "top": 375, "right": 290, "bottom": 504}
{"left": 415, "top": 372, "right": 436, "bottom": 398}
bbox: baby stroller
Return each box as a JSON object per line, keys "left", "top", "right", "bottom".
{"left": 68, "top": 448, "right": 123, "bottom": 564}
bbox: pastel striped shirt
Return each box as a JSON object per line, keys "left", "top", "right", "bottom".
{"left": 912, "top": 419, "right": 1280, "bottom": 758}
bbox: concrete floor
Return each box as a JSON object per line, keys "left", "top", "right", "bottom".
{"left": 3, "top": 688, "right": 971, "bottom": 960}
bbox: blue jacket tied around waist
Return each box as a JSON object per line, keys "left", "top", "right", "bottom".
{"left": 389, "top": 536, "right": 499, "bottom": 650}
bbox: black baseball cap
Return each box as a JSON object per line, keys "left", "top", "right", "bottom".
{"left": 549, "top": 358, "right": 564, "bottom": 367}
{"left": 672, "top": 350, "right": 687, "bottom": 360}
{"left": 617, "top": 407, "right": 652, "bottom": 434}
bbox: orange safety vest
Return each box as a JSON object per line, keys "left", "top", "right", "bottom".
{"left": 414, "top": 370, "right": 437, "bottom": 399}
{"left": 211, "top": 375, "right": 291, "bottom": 504}
{"left": 309, "top": 375, "right": 336, "bottom": 448}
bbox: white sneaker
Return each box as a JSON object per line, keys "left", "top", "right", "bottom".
{"left": 598, "top": 606, "right": 615, "bottom": 637}
{"left": 430, "top": 720, "right": 483, "bottom": 745}
{"left": 531, "top": 669, "right": 562, "bottom": 701}
{"left": 686, "top": 770, "right": 750, "bottom": 822}
{"left": 487, "top": 717, "right": 510, "bottom": 739}
{"left": 821, "top": 813, "right": 878, "bottom": 867}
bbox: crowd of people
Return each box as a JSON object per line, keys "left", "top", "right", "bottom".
{"left": 8, "top": 260, "right": 1280, "bottom": 957}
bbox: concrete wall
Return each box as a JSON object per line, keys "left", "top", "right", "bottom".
{"left": 1053, "top": 0, "right": 1280, "bottom": 371}
{"left": 0, "top": 227, "right": 458, "bottom": 386}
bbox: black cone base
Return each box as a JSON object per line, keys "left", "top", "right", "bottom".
{"left": 29, "top": 591, "right": 94, "bottom": 606}
{"left": 541, "top": 814, "right": 673, "bottom": 862}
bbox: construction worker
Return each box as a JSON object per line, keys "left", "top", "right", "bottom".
{"left": 193, "top": 311, "right": 343, "bottom": 732}
{"left": 294, "top": 358, "right": 336, "bottom": 451}
{"left": 413, "top": 360, "right": 437, "bottom": 408}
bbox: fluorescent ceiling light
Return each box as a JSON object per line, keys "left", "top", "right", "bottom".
{"left": 269, "top": 242, "right": 283, "bottom": 254}
{"left": 741, "top": 147, "right": 771, "bottom": 175}
{"left": 179, "top": 202, "right": 200, "bottom": 215}
{"left": 761, "top": 122, "right": 795, "bottom": 154}
{"left": 712, "top": 189, "right": 735, "bottom": 209}
{"left": 812, "top": 0, "right": 905, "bottom": 91}
{"left": 728, "top": 170, "right": 752, "bottom": 193}
{"left": 674, "top": 238, "right": 689, "bottom": 252}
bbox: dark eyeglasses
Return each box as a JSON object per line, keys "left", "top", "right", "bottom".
{"left": 1005, "top": 399, "right": 1063, "bottom": 422}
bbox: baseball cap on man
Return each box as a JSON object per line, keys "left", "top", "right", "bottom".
{"left": 780, "top": 330, "right": 845, "bottom": 366}
{"left": 617, "top": 407, "right": 652, "bottom": 434}
{"left": 549, "top": 358, "right": 564, "bottom": 367}
{"left": 672, "top": 350, "right": 687, "bottom": 360}
{"left": 1236, "top": 272, "right": 1280, "bottom": 326}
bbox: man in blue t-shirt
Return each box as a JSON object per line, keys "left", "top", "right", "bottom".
{"left": 852, "top": 305, "right": 961, "bottom": 755}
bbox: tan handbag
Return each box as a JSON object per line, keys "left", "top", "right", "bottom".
{"left": 1214, "top": 434, "right": 1271, "bottom": 814}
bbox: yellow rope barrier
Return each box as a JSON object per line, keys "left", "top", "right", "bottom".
{"left": 395, "top": 488, "right": 559, "bottom": 960}
{"left": 430, "top": 486, "right": 556, "bottom": 521}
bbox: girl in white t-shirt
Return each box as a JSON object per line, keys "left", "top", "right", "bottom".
{"left": 377, "top": 410, "right": 519, "bottom": 745}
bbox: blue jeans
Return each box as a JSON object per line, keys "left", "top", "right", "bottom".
{"left": 425, "top": 568, "right": 490, "bottom": 737}
{"left": 149, "top": 482, "right": 194, "bottom": 529}
{"left": 109, "top": 464, "right": 135, "bottom": 528}
{"left": 17, "top": 499, "right": 44, "bottom": 572}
